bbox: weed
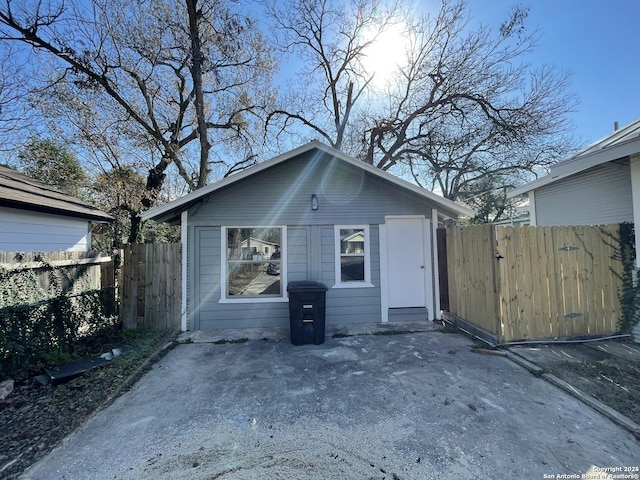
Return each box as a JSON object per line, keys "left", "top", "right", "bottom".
{"left": 41, "top": 350, "right": 76, "bottom": 366}
{"left": 372, "top": 329, "right": 414, "bottom": 336}
{"left": 213, "top": 338, "right": 249, "bottom": 345}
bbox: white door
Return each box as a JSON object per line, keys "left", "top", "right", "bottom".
{"left": 386, "top": 217, "right": 428, "bottom": 308}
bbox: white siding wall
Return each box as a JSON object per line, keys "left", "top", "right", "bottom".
{"left": 0, "top": 206, "right": 90, "bottom": 252}
{"left": 535, "top": 161, "right": 633, "bottom": 226}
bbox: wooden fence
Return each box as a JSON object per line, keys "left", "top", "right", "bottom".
{"left": 0, "top": 251, "right": 119, "bottom": 378}
{"left": 0, "top": 251, "right": 116, "bottom": 307}
{"left": 441, "top": 224, "right": 626, "bottom": 343}
{"left": 119, "top": 243, "right": 181, "bottom": 331}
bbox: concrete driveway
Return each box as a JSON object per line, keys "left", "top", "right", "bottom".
{"left": 23, "top": 325, "right": 640, "bottom": 479}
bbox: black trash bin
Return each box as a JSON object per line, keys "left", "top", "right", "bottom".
{"left": 287, "top": 281, "right": 328, "bottom": 345}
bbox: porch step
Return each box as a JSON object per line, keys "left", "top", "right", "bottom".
{"left": 388, "top": 307, "right": 429, "bottom": 323}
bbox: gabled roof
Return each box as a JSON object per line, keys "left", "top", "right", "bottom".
{"left": 0, "top": 165, "right": 114, "bottom": 222}
{"left": 509, "top": 118, "right": 640, "bottom": 198}
{"left": 141, "top": 141, "right": 475, "bottom": 222}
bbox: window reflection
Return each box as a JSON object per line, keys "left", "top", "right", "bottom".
{"left": 339, "top": 228, "right": 366, "bottom": 282}
{"left": 226, "top": 228, "right": 282, "bottom": 297}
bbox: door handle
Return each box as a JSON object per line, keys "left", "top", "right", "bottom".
{"left": 420, "top": 265, "right": 425, "bottom": 269}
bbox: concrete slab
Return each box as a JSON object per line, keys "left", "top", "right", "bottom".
{"left": 23, "top": 330, "right": 640, "bottom": 480}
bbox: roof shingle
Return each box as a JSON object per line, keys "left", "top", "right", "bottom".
{"left": 0, "top": 165, "right": 113, "bottom": 222}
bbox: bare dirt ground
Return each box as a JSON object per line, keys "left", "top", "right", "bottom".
{"left": 544, "top": 351, "right": 640, "bottom": 425}
{"left": 511, "top": 340, "right": 640, "bottom": 425}
{"left": 0, "top": 330, "right": 177, "bottom": 479}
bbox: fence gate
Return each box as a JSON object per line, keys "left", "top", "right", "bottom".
{"left": 443, "top": 224, "right": 625, "bottom": 343}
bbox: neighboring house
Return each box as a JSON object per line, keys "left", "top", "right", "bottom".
{"left": 239, "top": 237, "right": 279, "bottom": 259}
{"left": 491, "top": 211, "right": 530, "bottom": 227}
{"left": 0, "top": 165, "right": 113, "bottom": 252}
{"left": 142, "top": 141, "right": 473, "bottom": 331}
{"left": 508, "top": 118, "right": 640, "bottom": 260}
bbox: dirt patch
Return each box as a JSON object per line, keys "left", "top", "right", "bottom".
{"left": 0, "top": 329, "right": 177, "bottom": 479}
{"left": 522, "top": 341, "right": 640, "bottom": 426}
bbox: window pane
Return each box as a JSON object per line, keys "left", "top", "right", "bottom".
{"left": 341, "top": 256, "right": 365, "bottom": 282}
{"left": 226, "top": 227, "right": 282, "bottom": 298}
{"left": 228, "top": 262, "right": 281, "bottom": 296}
{"left": 340, "top": 228, "right": 365, "bottom": 254}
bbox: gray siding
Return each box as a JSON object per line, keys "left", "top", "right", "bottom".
{"left": 187, "top": 151, "right": 435, "bottom": 329}
{"left": 288, "top": 226, "right": 309, "bottom": 281}
{"left": 321, "top": 225, "right": 381, "bottom": 325}
{"left": 187, "top": 151, "right": 436, "bottom": 227}
{"left": 193, "top": 225, "right": 290, "bottom": 329}
{"left": 535, "top": 161, "right": 632, "bottom": 226}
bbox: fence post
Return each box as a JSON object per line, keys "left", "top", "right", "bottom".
{"left": 490, "top": 225, "right": 502, "bottom": 343}
{"left": 119, "top": 245, "right": 138, "bottom": 330}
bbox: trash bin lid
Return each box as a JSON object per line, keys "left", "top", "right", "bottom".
{"left": 287, "top": 280, "right": 328, "bottom": 292}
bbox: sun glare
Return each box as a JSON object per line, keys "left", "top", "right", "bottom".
{"left": 361, "top": 22, "right": 410, "bottom": 89}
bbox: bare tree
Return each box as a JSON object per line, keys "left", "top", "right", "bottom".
{"left": 0, "top": 46, "right": 33, "bottom": 153}
{"left": 362, "top": 2, "right": 576, "bottom": 192}
{"left": 0, "top": 0, "right": 275, "bottom": 234}
{"left": 263, "top": 0, "right": 400, "bottom": 150}
{"left": 263, "top": 0, "right": 576, "bottom": 214}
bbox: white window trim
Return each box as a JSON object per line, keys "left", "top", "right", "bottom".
{"left": 219, "top": 225, "right": 288, "bottom": 303}
{"left": 334, "top": 224, "right": 374, "bottom": 289}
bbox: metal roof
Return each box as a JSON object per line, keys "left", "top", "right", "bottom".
{"left": 141, "top": 141, "right": 475, "bottom": 223}
{"left": 509, "top": 118, "right": 640, "bottom": 197}
{"left": 0, "top": 165, "right": 114, "bottom": 222}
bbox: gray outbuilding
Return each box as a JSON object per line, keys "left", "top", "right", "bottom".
{"left": 142, "top": 141, "right": 473, "bottom": 331}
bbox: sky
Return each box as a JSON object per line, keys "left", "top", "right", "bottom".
{"left": 461, "top": 0, "right": 640, "bottom": 146}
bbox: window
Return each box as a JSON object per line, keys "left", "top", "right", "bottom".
{"left": 223, "top": 227, "right": 285, "bottom": 300}
{"left": 335, "top": 225, "right": 372, "bottom": 287}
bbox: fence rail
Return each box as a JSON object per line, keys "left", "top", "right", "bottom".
{"left": 442, "top": 224, "right": 626, "bottom": 343}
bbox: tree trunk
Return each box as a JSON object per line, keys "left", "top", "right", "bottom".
{"left": 186, "top": 0, "right": 211, "bottom": 188}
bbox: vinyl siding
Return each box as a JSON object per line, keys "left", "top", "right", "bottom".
{"left": 535, "top": 161, "right": 632, "bottom": 226}
{"left": 187, "top": 152, "right": 436, "bottom": 329}
{"left": 321, "top": 225, "right": 381, "bottom": 324}
{"left": 187, "top": 151, "right": 436, "bottom": 227}
{"left": 0, "top": 206, "right": 90, "bottom": 252}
